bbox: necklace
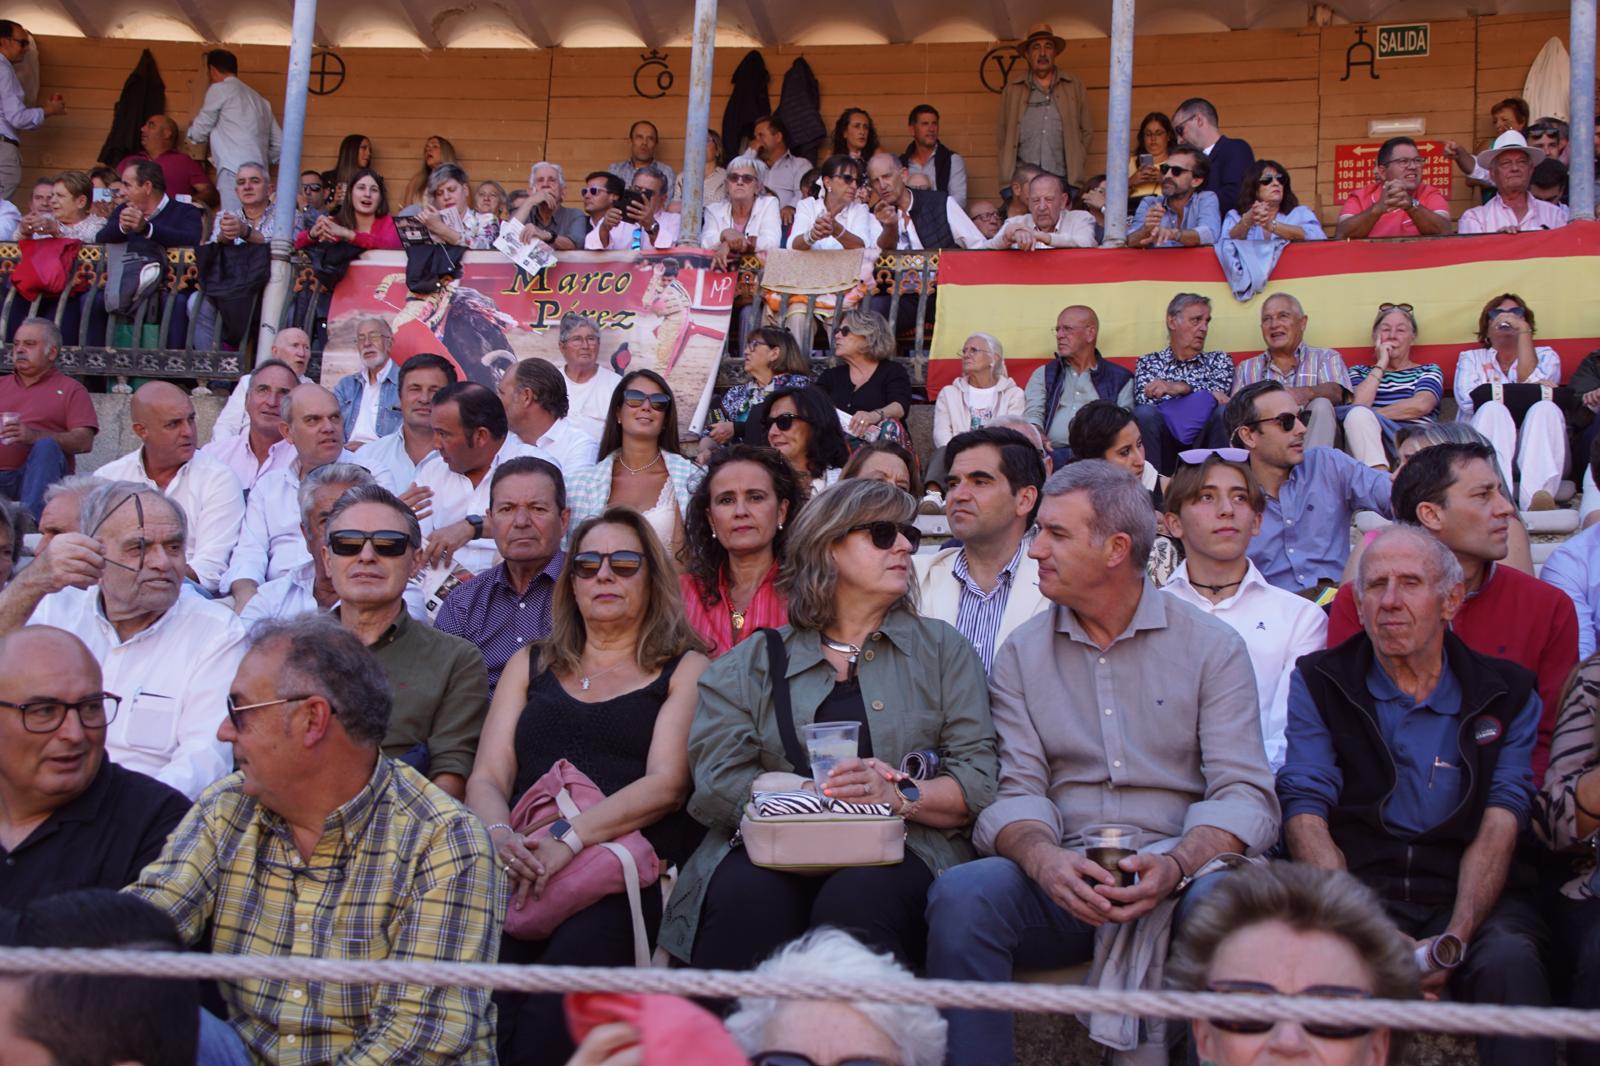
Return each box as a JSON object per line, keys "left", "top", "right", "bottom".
{"left": 730, "top": 604, "right": 746, "bottom": 631}
{"left": 821, "top": 634, "right": 861, "bottom": 661}
{"left": 1189, "top": 577, "right": 1244, "bottom": 595}
{"left": 579, "top": 658, "right": 630, "bottom": 691}
{"left": 617, "top": 452, "right": 662, "bottom": 476}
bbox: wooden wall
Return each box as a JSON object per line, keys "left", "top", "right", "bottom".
{"left": 17, "top": 10, "right": 1584, "bottom": 225}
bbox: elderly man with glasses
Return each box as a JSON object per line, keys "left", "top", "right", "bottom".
{"left": 333, "top": 316, "right": 401, "bottom": 448}
{"left": 1335, "top": 136, "right": 1454, "bottom": 239}
{"left": 0, "top": 22, "right": 65, "bottom": 201}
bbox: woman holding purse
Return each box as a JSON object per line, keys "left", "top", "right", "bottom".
{"left": 466, "top": 508, "right": 707, "bottom": 1065}
{"left": 659, "top": 478, "right": 997, "bottom": 972}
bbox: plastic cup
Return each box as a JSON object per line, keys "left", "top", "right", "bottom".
{"left": 802, "top": 721, "right": 861, "bottom": 798}
{"left": 1083, "top": 823, "right": 1142, "bottom": 888}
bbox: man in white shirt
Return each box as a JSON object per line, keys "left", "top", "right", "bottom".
{"left": 0, "top": 22, "right": 65, "bottom": 200}
{"left": 211, "top": 328, "right": 313, "bottom": 438}
{"left": 333, "top": 317, "right": 401, "bottom": 447}
{"left": 498, "top": 355, "right": 597, "bottom": 473}
{"left": 585, "top": 166, "right": 680, "bottom": 251}
{"left": 754, "top": 115, "right": 810, "bottom": 226}
{"left": 185, "top": 49, "right": 281, "bottom": 214}
{"left": 1459, "top": 131, "right": 1569, "bottom": 235}
{"left": 866, "top": 152, "right": 985, "bottom": 251}
{"left": 224, "top": 384, "right": 351, "bottom": 613}
{"left": 96, "top": 381, "right": 244, "bottom": 594}
{"left": 1160, "top": 448, "right": 1327, "bottom": 770}
{"left": 200, "top": 358, "right": 300, "bottom": 493}
{"left": 557, "top": 312, "right": 622, "bottom": 442}
{"left": 355, "top": 353, "right": 456, "bottom": 495}
{"left": 412, "top": 382, "right": 552, "bottom": 576}
{"left": 0, "top": 483, "right": 246, "bottom": 799}
{"left": 986, "top": 172, "right": 1096, "bottom": 250}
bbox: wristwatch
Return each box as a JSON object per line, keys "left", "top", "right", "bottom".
{"left": 548, "top": 818, "right": 584, "bottom": 855}
{"left": 893, "top": 778, "right": 920, "bottom": 819}
{"left": 465, "top": 513, "right": 484, "bottom": 539}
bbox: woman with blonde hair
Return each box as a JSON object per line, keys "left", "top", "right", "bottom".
{"left": 817, "top": 307, "right": 912, "bottom": 448}
{"left": 403, "top": 133, "right": 457, "bottom": 206}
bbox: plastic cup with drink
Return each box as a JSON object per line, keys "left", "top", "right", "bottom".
{"left": 802, "top": 721, "right": 860, "bottom": 807}
{"left": 1082, "top": 823, "right": 1143, "bottom": 888}
{"left": 0, "top": 413, "right": 20, "bottom": 444}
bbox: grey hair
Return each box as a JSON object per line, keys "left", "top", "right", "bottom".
{"left": 726, "top": 151, "right": 769, "bottom": 187}
{"left": 325, "top": 483, "right": 422, "bottom": 549}
{"left": 1263, "top": 292, "right": 1304, "bottom": 317}
{"left": 355, "top": 315, "right": 393, "bottom": 341}
{"left": 964, "top": 331, "right": 1006, "bottom": 375}
{"left": 78, "top": 481, "right": 188, "bottom": 552}
{"left": 558, "top": 311, "right": 599, "bottom": 345}
{"left": 835, "top": 307, "right": 896, "bottom": 362}
{"left": 245, "top": 615, "right": 391, "bottom": 746}
{"left": 1355, "top": 523, "right": 1465, "bottom": 595}
{"left": 528, "top": 160, "right": 565, "bottom": 188}
{"left": 1371, "top": 303, "right": 1419, "bottom": 338}
{"left": 42, "top": 474, "right": 108, "bottom": 508}
{"left": 779, "top": 479, "right": 918, "bottom": 631}
{"left": 1166, "top": 292, "right": 1212, "bottom": 320}
{"left": 296, "top": 463, "right": 375, "bottom": 526}
{"left": 18, "top": 316, "right": 61, "bottom": 351}
{"left": 426, "top": 162, "right": 470, "bottom": 195}
{"left": 0, "top": 496, "right": 23, "bottom": 576}
{"left": 235, "top": 161, "right": 268, "bottom": 181}
{"left": 634, "top": 164, "right": 668, "bottom": 189}
{"left": 725, "top": 930, "right": 947, "bottom": 1066}
{"left": 1041, "top": 460, "right": 1156, "bottom": 567}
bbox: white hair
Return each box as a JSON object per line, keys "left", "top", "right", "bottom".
{"left": 724, "top": 930, "right": 947, "bottom": 1066}
{"left": 1355, "top": 523, "right": 1465, "bottom": 594}
{"left": 528, "top": 160, "right": 566, "bottom": 189}
{"left": 727, "top": 151, "right": 769, "bottom": 188}
{"left": 964, "top": 331, "right": 1006, "bottom": 375}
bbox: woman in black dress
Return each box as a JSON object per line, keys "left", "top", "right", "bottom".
{"left": 466, "top": 507, "right": 708, "bottom": 1065}
{"left": 817, "top": 308, "right": 913, "bottom": 450}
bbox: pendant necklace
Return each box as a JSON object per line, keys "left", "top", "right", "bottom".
{"left": 580, "top": 659, "right": 629, "bottom": 692}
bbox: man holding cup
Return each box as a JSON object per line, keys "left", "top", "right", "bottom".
{"left": 925, "top": 461, "right": 1279, "bottom": 1066}
{"left": 0, "top": 318, "right": 98, "bottom": 521}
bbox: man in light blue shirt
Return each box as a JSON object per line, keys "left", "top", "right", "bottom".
{"left": 1541, "top": 520, "right": 1600, "bottom": 659}
{"left": 0, "top": 22, "right": 64, "bottom": 199}
{"left": 1227, "top": 380, "right": 1391, "bottom": 594}
{"left": 1128, "top": 146, "right": 1221, "bottom": 248}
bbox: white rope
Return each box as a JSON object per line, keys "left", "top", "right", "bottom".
{"left": 0, "top": 947, "right": 1596, "bottom": 1039}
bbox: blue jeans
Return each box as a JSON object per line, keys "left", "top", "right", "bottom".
{"left": 196, "top": 1009, "right": 253, "bottom": 1066}
{"left": 0, "top": 436, "right": 66, "bottom": 521}
{"left": 925, "top": 855, "right": 1228, "bottom": 1066}
{"left": 1132, "top": 403, "right": 1228, "bottom": 476}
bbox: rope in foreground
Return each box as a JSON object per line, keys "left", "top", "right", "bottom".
{"left": 0, "top": 947, "right": 1597, "bottom": 1039}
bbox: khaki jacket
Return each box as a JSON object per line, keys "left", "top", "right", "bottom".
{"left": 997, "top": 66, "right": 1093, "bottom": 188}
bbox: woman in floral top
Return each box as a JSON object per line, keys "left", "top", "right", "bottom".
{"left": 420, "top": 163, "right": 499, "bottom": 250}
{"left": 705, "top": 327, "right": 813, "bottom": 448}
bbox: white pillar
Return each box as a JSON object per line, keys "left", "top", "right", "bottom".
{"left": 677, "top": 0, "right": 719, "bottom": 244}
{"left": 1101, "top": 0, "right": 1136, "bottom": 245}
{"left": 1570, "top": 0, "right": 1596, "bottom": 221}
{"left": 256, "top": 0, "right": 319, "bottom": 357}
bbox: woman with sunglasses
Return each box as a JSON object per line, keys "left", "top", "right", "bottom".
{"left": 1342, "top": 303, "right": 1443, "bottom": 469}
{"left": 702, "top": 152, "right": 782, "bottom": 265}
{"left": 819, "top": 308, "right": 912, "bottom": 448}
{"left": 1453, "top": 293, "right": 1565, "bottom": 510}
{"left": 761, "top": 385, "right": 851, "bottom": 499}
{"left": 704, "top": 327, "right": 814, "bottom": 450}
{"left": 1168, "top": 861, "right": 1417, "bottom": 1066}
{"left": 680, "top": 444, "right": 802, "bottom": 658}
{"left": 467, "top": 508, "right": 708, "bottom": 1065}
{"left": 1223, "top": 160, "right": 1325, "bottom": 243}
{"left": 660, "top": 479, "right": 998, "bottom": 972}
{"left": 788, "top": 155, "right": 877, "bottom": 251}
{"left": 566, "top": 369, "right": 702, "bottom": 557}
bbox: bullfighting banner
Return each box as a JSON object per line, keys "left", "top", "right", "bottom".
{"left": 927, "top": 223, "right": 1600, "bottom": 398}
{"left": 321, "top": 249, "right": 737, "bottom": 434}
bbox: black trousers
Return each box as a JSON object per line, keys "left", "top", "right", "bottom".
{"left": 495, "top": 883, "right": 664, "bottom": 1066}
{"left": 690, "top": 846, "right": 934, "bottom": 972}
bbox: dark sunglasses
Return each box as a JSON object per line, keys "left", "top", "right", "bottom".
{"left": 572, "top": 550, "right": 645, "bottom": 579}
{"left": 1178, "top": 446, "right": 1250, "bottom": 465}
{"left": 1158, "top": 163, "right": 1192, "bottom": 177}
{"left": 623, "top": 388, "right": 672, "bottom": 411}
{"left": 753, "top": 1055, "right": 895, "bottom": 1066}
{"left": 1493, "top": 305, "right": 1528, "bottom": 318}
{"left": 0, "top": 692, "right": 120, "bottom": 734}
{"left": 1248, "top": 409, "right": 1312, "bottom": 433}
{"left": 766, "top": 412, "right": 811, "bottom": 432}
{"left": 327, "top": 529, "right": 413, "bottom": 557}
{"left": 847, "top": 520, "right": 922, "bottom": 552}
{"left": 825, "top": 172, "right": 862, "bottom": 185}
{"left": 1204, "top": 981, "right": 1374, "bottom": 1039}
{"left": 1257, "top": 173, "right": 1284, "bottom": 186}
{"left": 1378, "top": 302, "right": 1414, "bottom": 313}
{"left": 727, "top": 172, "right": 759, "bottom": 184}
{"left": 301, "top": 182, "right": 324, "bottom": 193}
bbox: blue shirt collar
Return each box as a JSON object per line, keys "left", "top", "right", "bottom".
{"left": 1366, "top": 657, "right": 1463, "bottom": 717}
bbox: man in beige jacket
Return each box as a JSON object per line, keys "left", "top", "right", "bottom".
{"left": 997, "top": 23, "right": 1094, "bottom": 193}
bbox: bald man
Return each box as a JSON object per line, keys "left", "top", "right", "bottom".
{"left": 211, "top": 328, "right": 314, "bottom": 439}
{"left": 222, "top": 383, "right": 355, "bottom": 611}
{"left": 0, "top": 627, "right": 189, "bottom": 922}
{"left": 116, "top": 113, "right": 213, "bottom": 204}
{"left": 95, "top": 382, "right": 244, "bottom": 593}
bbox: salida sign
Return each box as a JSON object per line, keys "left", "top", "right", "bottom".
{"left": 1377, "top": 23, "right": 1430, "bottom": 60}
{"left": 1332, "top": 140, "right": 1453, "bottom": 204}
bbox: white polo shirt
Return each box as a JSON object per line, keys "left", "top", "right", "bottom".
{"left": 412, "top": 437, "right": 556, "bottom": 575}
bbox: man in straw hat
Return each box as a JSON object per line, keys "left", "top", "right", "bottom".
{"left": 997, "top": 23, "right": 1093, "bottom": 194}
{"left": 1459, "top": 129, "right": 1569, "bottom": 234}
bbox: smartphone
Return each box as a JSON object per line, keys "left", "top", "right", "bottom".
{"left": 615, "top": 188, "right": 645, "bottom": 218}
{"left": 1139, "top": 153, "right": 1154, "bottom": 167}
{"left": 92, "top": 187, "right": 113, "bottom": 203}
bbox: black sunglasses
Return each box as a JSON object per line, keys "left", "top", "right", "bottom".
{"left": 1205, "top": 981, "right": 1374, "bottom": 1039}
{"left": 847, "top": 520, "right": 922, "bottom": 552}
{"left": 766, "top": 412, "right": 811, "bottom": 432}
{"left": 825, "top": 172, "right": 862, "bottom": 185}
{"left": 0, "top": 692, "right": 120, "bottom": 734}
{"left": 1493, "top": 305, "right": 1528, "bottom": 319}
{"left": 327, "top": 529, "right": 413, "bottom": 557}
{"left": 1257, "top": 173, "right": 1284, "bottom": 186}
{"left": 301, "top": 182, "right": 323, "bottom": 192}
{"left": 1378, "top": 302, "right": 1414, "bottom": 313}
{"left": 1247, "top": 409, "right": 1311, "bottom": 433}
{"left": 572, "top": 550, "right": 645, "bottom": 579}
{"left": 753, "top": 1055, "right": 895, "bottom": 1066}
{"left": 623, "top": 388, "right": 672, "bottom": 411}
{"left": 1158, "top": 163, "right": 1192, "bottom": 177}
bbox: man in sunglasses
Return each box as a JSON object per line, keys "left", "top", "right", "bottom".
{"left": 0, "top": 482, "right": 246, "bottom": 800}
{"left": 1127, "top": 146, "right": 1220, "bottom": 248}
{"left": 578, "top": 171, "right": 624, "bottom": 239}
{"left": 1167, "top": 97, "right": 1254, "bottom": 212}
{"left": 0, "top": 22, "right": 64, "bottom": 201}
{"left": 1335, "top": 136, "right": 1453, "bottom": 239}
{"left": 0, "top": 626, "right": 189, "bottom": 919}
{"left": 1227, "top": 381, "right": 1392, "bottom": 597}
{"left": 1280, "top": 524, "right": 1553, "bottom": 1066}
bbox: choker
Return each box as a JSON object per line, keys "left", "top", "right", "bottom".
{"left": 1189, "top": 577, "right": 1244, "bottom": 594}
{"left": 821, "top": 635, "right": 861, "bottom": 662}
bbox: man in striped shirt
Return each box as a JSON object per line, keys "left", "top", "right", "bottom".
{"left": 1231, "top": 293, "right": 1350, "bottom": 452}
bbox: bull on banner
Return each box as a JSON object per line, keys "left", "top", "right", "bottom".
{"left": 321, "top": 249, "right": 738, "bottom": 434}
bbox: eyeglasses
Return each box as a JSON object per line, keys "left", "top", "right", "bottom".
{"left": 727, "top": 172, "right": 758, "bottom": 184}
{"left": 1204, "top": 981, "right": 1375, "bottom": 1039}
{"left": 623, "top": 388, "right": 672, "bottom": 411}
{"left": 752, "top": 1054, "right": 896, "bottom": 1066}
{"left": 0, "top": 693, "right": 120, "bottom": 734}
{"left": 1158, "top": 163, "right": 1192, "bottom": 178}
{"left": 1383, "top": 155, "right": 1424, "bottom": 168}
{"left": 226, "top": 693, "right": 317, "bottom": 731}
{"left": 326, "top": 529, "right": 413, "bottom": 557}
{"left": 1378, "top": 302, "right": 1414, "bottom": 313}
{"left": 258, "top": 854, "right": 348, "bottom": 884}
{"left": 629, "top": 185, "right": 660, "bottom": 199}
{"left": 847, "top": 520, "right": 922, "bottom": 552}
{"left": 766, "top": 412, "right": 811, "bottom": 432}
{"left": 1257, "top": 173, "right": 1284, "bottom": 186}
{"left": 1178, "top": 447, "right": 1251, "bottom": 465}
{"left": 970, "top": 210, "right": 1001, "bottom": 222}
{"left": 825, "top": 172, "right": 862, "bottom": 185}
{"left": 581, "top": 186, "right": 610, "bottom": 196}
{"left": 1247, "top": 409, "right": 1312, "bottom": 433}
{"left": 572, "top": 550, "right": 645, "bottom": 579}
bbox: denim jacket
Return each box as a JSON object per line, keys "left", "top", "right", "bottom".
{"left": 333, "top": 361, "right": 400, "bottom": 442}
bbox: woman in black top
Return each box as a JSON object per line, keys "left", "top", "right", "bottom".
{"left": 816, "top": 308, "right": 913, "bottom": 450}
{"left": 466, "top": 507, "right": 708, "bottom": 1065}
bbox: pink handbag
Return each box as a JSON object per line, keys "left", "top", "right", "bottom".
{"left": 503, "top": 759, "right": 660, "bottom": 964}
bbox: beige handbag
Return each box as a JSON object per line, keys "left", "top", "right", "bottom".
{"left": 734, "top": 630, "right": 906, "bottom": 875}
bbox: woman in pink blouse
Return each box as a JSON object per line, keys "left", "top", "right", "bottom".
{"left": 296, "top": 167, "right": 400, "bottom": 251}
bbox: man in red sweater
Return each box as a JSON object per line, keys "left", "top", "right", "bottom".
{"left": 1327, "top": 441, "right": 1577, "bottom": 783}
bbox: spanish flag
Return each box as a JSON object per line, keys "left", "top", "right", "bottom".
{"left": 928, "top": 223, "right": 1600, "bottom": 397}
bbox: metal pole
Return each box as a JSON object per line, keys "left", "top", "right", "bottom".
{"left": 1570, "top": 0, "right": 1596, "bottom": 222}
{"left": 256, "top": 0, "right": 319, "bottom": 356}
{"left": 678, "top": 0, "right": 718, "bottom": 244}
{"left": 1101, "top": 0, "right": 1136, "bottom": 245}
